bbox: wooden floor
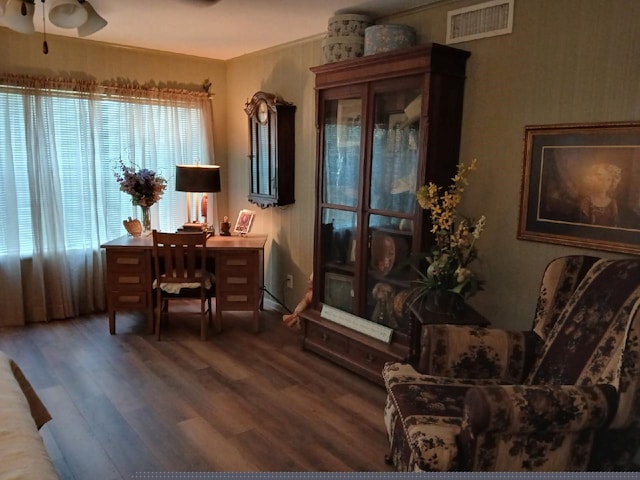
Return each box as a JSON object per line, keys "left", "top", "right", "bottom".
{"left": 0, "top": 304, "right": 393, "bottom": 478}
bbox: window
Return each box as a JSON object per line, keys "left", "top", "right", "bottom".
{"left": 0, "top": 84, "right": 211, "bottom": 256}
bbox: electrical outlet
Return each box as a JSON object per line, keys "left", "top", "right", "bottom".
{"left": 286, "top": 274, "right": 293, "bottom": 289}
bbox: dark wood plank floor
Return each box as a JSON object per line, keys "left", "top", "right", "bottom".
{"left": 0, "top": 304, "right": 393, "bottom": 478}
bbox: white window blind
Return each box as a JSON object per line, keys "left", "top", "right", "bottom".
{"left": 0, "top": 87, "right": 208, "bottom": 256}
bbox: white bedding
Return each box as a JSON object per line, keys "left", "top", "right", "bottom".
{"left": 0, "top": 350, "right": 58, "bottom": 480}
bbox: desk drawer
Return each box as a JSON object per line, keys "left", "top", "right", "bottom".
{"left": 217, "top": 292, "right": 258, "bottom": 310}
{"left": 217, "top": 268, "right": 258, "bottom": 291}
{"left": 107, "top": 250, "right": 150, "bottom": 272}
{"left": 111, "top": 291, "right": 149, "bottom": 309}
{"left": 108, "top": 272, "right": 147, "bottom": 289}
{"left": 217, "top": 251, "right": 259, "bottom": 271}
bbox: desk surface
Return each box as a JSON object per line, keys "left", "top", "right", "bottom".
{"left": 101, "top": 234, "right": 267, "bottom": 250}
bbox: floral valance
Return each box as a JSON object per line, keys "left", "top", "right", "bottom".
{"left": 0, "top": 74, "right": 213, "bottom": 101}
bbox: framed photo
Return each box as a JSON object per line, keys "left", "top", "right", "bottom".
{"left": 234, "top": 209, "right": 255, "bottom": 235}
{"left": 518, "top": 122, "right": 640, "bottom": 254}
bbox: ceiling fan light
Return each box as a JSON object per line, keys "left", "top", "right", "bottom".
{"left": 49, "top": 0, "right": 88, "bottom": 29}
{"left": 3, "top": 0, "right": 35, "bottom": 34}
{"left": 77, "top": 1, "right": 106, "bottom": 37}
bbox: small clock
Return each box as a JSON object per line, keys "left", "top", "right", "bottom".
{"left": 257, "top": 99, "right": 269, "bottom": 125}
{"left": 244, "top": 91, "right": 296, "bottom": 208}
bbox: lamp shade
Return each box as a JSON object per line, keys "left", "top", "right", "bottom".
{"left": 77, "top": 1, "right": 107, "bottom": 37}
{"left": 49, "top": 0, "right": 88, "bottom": 28}
{"left": 4, "top": 0, "right": 35, "bottom": 34}
{"left": 176, "top": 165, "right": 221, "bottom": 193}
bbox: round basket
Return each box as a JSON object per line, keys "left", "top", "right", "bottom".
{"left": 327, "top": 13, "right": 371, "bottom": 37}
{"left": 322, "top": 35, "right": 364, "bottom": 64}
{"left": 364, "top": 24, "right": 416, "bottom": 56}
{"left": 123, "top": 217, "right": 142, "bottom": 237}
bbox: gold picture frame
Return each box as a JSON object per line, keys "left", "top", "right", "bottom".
{"left": 518, "top": 122, "right": 640, "bottom": 254}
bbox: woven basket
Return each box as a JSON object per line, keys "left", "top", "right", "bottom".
{"left": 123, "top": 217, "right": 142, "bottom": 237}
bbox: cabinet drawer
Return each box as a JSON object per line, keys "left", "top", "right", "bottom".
{"left": 348, "top": 341, "right": 390, "bottom": 374}
{"left": 305, "top": 322, "right": 349, "bottom": 355}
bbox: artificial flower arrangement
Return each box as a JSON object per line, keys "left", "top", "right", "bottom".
{"left": 410, "top": 159, "right": 486, "bottom": 311}
{"left": 113, "top": 159, "right": 167, "bottom": 208}
{"left": 114, "top": 159, "right": 167, "bottom": 233}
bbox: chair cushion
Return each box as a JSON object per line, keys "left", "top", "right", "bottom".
{"left": 152, "top": 271, "right": 215, "bottom": 294}
{"left": 418, "top": 325, "right": 537, "bottom": 383}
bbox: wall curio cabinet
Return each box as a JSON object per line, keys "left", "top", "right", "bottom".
{"left": 299, "top": 43, "right": 470, "bottom": 385}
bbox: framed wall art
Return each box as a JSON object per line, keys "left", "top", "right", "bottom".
{"left": 518, "top": 122, "right": 640, "bottom": 254}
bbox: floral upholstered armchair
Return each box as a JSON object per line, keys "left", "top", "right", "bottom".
{"left": 382, "top": 255, "right": 640, "bottom": 471}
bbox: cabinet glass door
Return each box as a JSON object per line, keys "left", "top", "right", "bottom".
{"left": 319, "top": 97, "right": 362, "bottom": 314}
{"left": 365, "top": 86, "right": 422, "bottom": 335}
{"left": 322, "top": 98, "right": 361, "bottom": 208}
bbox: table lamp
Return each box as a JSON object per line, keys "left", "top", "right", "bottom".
{"left": 175, "top": 164, "right": 221, "bottom": 232}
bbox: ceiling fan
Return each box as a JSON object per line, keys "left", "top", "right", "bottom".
{"left": 0, "top": 0, "right": 106, "bottom": 54}
{"left": 175, "top": 0, "right": 222, "bottom": 5}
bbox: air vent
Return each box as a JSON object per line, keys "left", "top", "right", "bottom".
{"left": 446, "top": 0, "right": 514, "bottom": 44}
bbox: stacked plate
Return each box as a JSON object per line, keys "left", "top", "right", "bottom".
{"left": 322, "top": 13, "right": 371, "bottom": 64}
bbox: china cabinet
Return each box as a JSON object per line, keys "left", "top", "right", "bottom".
{"left": 299, "top": 44, "right": 470, "bottom": 384}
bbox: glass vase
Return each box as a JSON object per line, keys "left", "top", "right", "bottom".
{"left": 140, "top": 206, "right": 151, "bottom": 234}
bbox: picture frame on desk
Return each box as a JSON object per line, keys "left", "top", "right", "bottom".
{"left": 234, "top": 209, "right": 255, "bottom": 235}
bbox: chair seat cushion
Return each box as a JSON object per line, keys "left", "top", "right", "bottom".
{"left": 153, "top": 271, "right": 215, "bottom": 294}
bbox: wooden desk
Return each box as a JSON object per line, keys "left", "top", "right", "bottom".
{"left": 100, "top": 234, "right": 267, "bottom": 335}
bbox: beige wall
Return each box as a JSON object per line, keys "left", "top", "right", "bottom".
{"left": 225, "top": 0, "right": 640, "bottom": 329}
{"left": 3, "top": 0, "right": 639, "bottom": 329}
{"left": 225, "top": 39, "right": 320, "bottom": 309}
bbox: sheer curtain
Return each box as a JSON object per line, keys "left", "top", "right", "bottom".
{"left": 0, "top": 76, "right": 216, "bottom": 326}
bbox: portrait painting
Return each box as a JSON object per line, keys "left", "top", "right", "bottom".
{"left": 518, "top": 122, "right": 640, "bottom": 254}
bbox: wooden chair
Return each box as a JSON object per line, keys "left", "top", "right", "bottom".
{"left": 151, "top": 230, "right": 216, "bottom": 340}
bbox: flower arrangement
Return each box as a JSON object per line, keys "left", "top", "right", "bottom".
{"left": 113, "top": 159, "right": 167, "bottom": 208}
{"left": 411, "top": 159, "right": 486, "bottom": 311}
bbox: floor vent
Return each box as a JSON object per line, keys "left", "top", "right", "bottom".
{"left": 446, "top": 0, "right": 514, "bottom": 44}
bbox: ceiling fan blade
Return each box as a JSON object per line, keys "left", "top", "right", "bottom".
{"left": 174, "top": 0, "right": 222, "bottom": 5}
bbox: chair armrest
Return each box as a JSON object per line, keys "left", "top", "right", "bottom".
{"left": 464, "top": 383, "right": 618, "bottom": 436}
{"left": 417, "top": 325, "right": 540, "bottom": 383}
{"left": 382, "top": 362, "right": 500, "bottom": 390}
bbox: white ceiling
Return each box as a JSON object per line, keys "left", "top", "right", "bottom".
{"left": 2, "top": 0, "right": 441, "bottom": 60}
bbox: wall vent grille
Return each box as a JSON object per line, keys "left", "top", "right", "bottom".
{"left": 446, "top": 0, "right": 514, "bottom": 44}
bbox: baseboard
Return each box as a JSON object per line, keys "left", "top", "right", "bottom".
{"left": 263, "top": 297, "right": 288, "bottom": 315}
